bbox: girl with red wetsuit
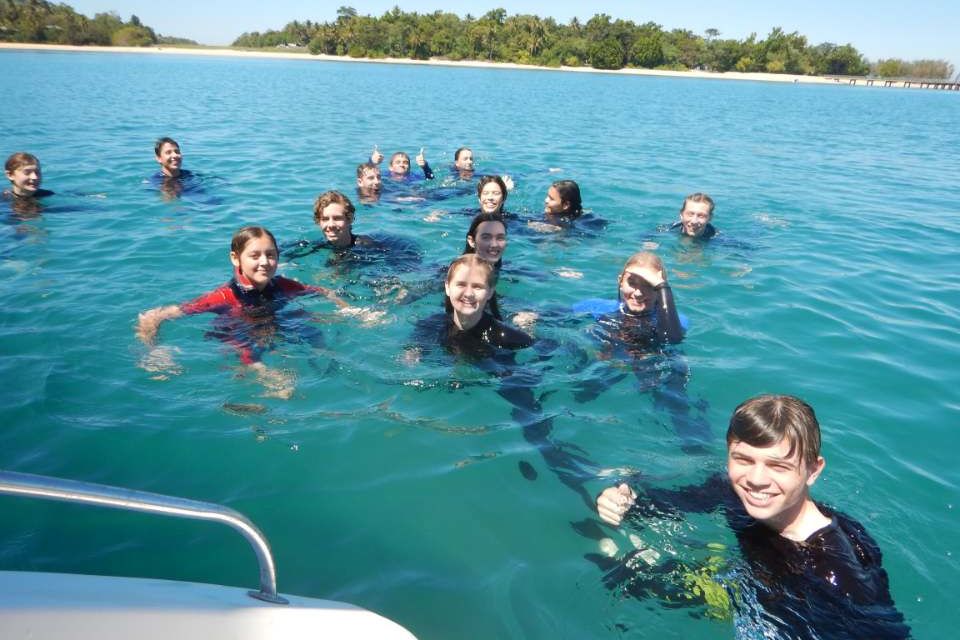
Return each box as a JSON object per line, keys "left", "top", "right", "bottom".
{"left": 136, "top": 225, "right": 345, "bottom": 398}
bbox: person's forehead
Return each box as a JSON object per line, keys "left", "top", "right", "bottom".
{"left": 683, "top": 201, "right": 711, "bottom": 214}
{"left": 159, "top": 143, "right": 179, "bottom": 152}
{"left": 476, "top": 220, "right": 505, "bottom": 234}
{"left": 728, "top": 438, "right": 798, "bottom": 461}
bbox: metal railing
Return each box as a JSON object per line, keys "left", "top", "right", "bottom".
{"left": 0, "top": 470, "right": 288, "bottom": 604}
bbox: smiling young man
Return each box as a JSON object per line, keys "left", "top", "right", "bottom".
{"left": 595, "top": 394, "right": 909, "bottom": 638}
{"left": 669, "top": 192, "right": 716, "bottom": 239}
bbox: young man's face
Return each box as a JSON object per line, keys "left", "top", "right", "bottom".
{"left": 318, "top": 202, "right": 353, "bottom": 247}
{"left": 389, "top": 153, "right": 410, "bottom": 175}
{"left": 5, "top": 163, "right": 41, "bottom": 197}
{"left": 679, "top": 200, "right": 712, "bottom": 237}
{"left": 356, "top": 167, "right": 381, "bottom": 191}
{"left": 727, "top": 437, "right": 824, "bottom": 531}
{"left": 155, "top": 142, "right": 182, "bottom": 176}
{"left": 455, "top": 149, "right": 474, "bottom": 171}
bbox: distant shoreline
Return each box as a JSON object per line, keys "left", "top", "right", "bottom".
{"left": 0, "top": 42, "right": 860, "bottom": 87}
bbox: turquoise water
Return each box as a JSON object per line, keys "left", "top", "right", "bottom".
{"left": 2, "top": 49, "right": 958, "bottom": 638}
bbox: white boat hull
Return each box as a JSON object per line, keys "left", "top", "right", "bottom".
{"left": 0, "top": 571, "right": 417, "bottom": 639}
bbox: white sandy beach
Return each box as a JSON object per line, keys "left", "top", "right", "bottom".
{"left": 1, "top": 42, "right": 850, "bottom": 85}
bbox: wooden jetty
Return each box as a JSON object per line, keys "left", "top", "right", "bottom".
{"left": 826, "top": 75, "right": 960, "bottom": 90}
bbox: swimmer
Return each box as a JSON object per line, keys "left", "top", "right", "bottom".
{"left": 532, "top": 180, "right": 605, "bottom": 234}
{"left": 136, "top": 225, "right": 346, "bottom": 398}
{"left": 355, "top": 162, "right": 382, "bottom": 203}
{"left": 595, "top": 395, "right": 909, "bottom": 638}
{"left": 410, "top": 254, "right": 532, "bottom": 360}
{"left": 543, "top": 179, "right": 583, "bottom": 220}
{"left": 370, "top": 145, "right": 434, "bottom": 181}
{"left": 464, "top": 211, "right": 507, "bottom": 267}
{"left": 154, "top": 137, "right": 185, "bottom": 179}
{"left": 573, "top": 252, "right": 707, "bottom": 449}
{"left": 463, "top": 212, "right": 508, "bottom": 320}
{"left": 609, "top": 251, "right": 683, "bottom": 347}
{"left": 476, "top": 175, "right": 509, "bottom": 216}
{"left": 4, "top": 152, "right": 54, "bottom": 200}
{"left": 312, "top": 190, "right": 374, "bottom": 250}
{"left": 670, "top": 192, "right": 716, "bottom": 239}
{"left": 453, "top": 146, "right": 474, "bottom": 179}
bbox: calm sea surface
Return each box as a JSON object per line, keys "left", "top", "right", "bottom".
{"left": 1, "top": 50, "right": 958, "bottom": 639}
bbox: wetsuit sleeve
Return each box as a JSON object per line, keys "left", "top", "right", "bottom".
{"left": 421, "top": 161, "right": 434, "bottom": 180}
{"left": 625, "top": 472, "right": 727, "bottom": 523}
{"left": 655, "top": 285, "right": 684, "bottom": 344}
{"left": 179, "top": 285, "right": 234, "bottom": 315}
{"left": 275, "top": 276, "right": 333, "bottom": 298}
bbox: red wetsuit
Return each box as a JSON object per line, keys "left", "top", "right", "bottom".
{"left": 179, "top": 270, "right": 328, "bottom": 364}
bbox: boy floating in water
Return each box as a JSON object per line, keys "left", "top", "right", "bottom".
{"left": 670, "top": 192, "right": 716, "bottom": 239}
{"left": 595, "top": 394, "right": 909, "bottom": 638}
{"left": 4, "top": 152, "right": 54, "bottom": 200}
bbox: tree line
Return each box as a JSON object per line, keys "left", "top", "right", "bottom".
{"left": 0, "top": 0, "right": 195, "bottom": 46}
{"left": 233, "top": 6, "right": 954, "bottom": 80}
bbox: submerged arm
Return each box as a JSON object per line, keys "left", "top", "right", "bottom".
{"left": 136, "top": 305, "right": 184, "bottom": 346}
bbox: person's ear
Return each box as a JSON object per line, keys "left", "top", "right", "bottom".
{"left": 805, "top": 456, "right": 826, "bottom": 487}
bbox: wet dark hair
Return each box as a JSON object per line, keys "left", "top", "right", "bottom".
{"left": 154, "top": 137, "right": 179, "bottom": 157}
{"left": 463, "top": 211, "right": 507, "bottom": 256}
{"left": 551, "top": 180, "right": 583, "bottom": 216}
{"left": 726, "top": 395, "right": 822, "bottom": 469}
{"left": 231, "top": 226, "right": 278, "bottom": 256}
{"left": 443, "top": 254, "right": 497, "bottom": 315}
{"left": 476, "top": 175, "right": 508, "bottom": 207}
{"left": 313, "top": 190, "right": 356, "bottom": 225}
{"left": 5, "top": 152, "right": 39, "bottom": 173}
{"left": 462, "top": 212, "right": 507, "bottom": 320}
{"left": 454, "top": 147, "right": 472, "bottom": 162}
{"left": 682, "top": 192, "right": 715, "bottom": 216}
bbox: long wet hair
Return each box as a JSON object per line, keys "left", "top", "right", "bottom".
{"left": 462, "top": 213, "right": 506, "bottom": 319}
{"left": 551, "top": 179, "right": 583, "bottom": 217}
{"left": 462, "top": 211, "right": 507, "bottom": 261}
{"left": 726, "top": 395, "right": 822, "bottom": 469}
{"left": 443, "top": 254, "right": 497, "bottom": 315}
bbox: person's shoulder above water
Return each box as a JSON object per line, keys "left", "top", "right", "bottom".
{"left": 475, "top": 311, "right": 534, "bottom": 349}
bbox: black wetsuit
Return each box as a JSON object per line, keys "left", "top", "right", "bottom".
{"left": 593, "top": 287, "right": 684, "bottom": 355}
{"left": 416, "top": 311, "right": 532, "bottom": 359}
{"left": 604, "top": 475, "right": 910, "bottom": 639}
{"left": 669, "top": 220, "right": 717, "bottom": 239}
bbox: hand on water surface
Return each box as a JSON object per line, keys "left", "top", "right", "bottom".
{"left": 597, "top": 483, "right": 637, "bottom": 526}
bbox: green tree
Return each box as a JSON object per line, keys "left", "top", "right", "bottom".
{"left": 589, "top": 37, "right": 624, "bottom": 69}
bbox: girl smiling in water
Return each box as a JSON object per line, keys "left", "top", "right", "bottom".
{"left": 136, "top": 225, "right": 346, "bottom": 398}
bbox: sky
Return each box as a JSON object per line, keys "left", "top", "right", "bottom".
{"left": 68, "top": 1, "right": 959, "bottom": 72}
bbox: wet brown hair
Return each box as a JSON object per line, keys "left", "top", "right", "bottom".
{"left": 726, "top": 395, "right": 822, "bottom": 469}
{"left": 313, "top": 190, "right": 356, "bottom": 225}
